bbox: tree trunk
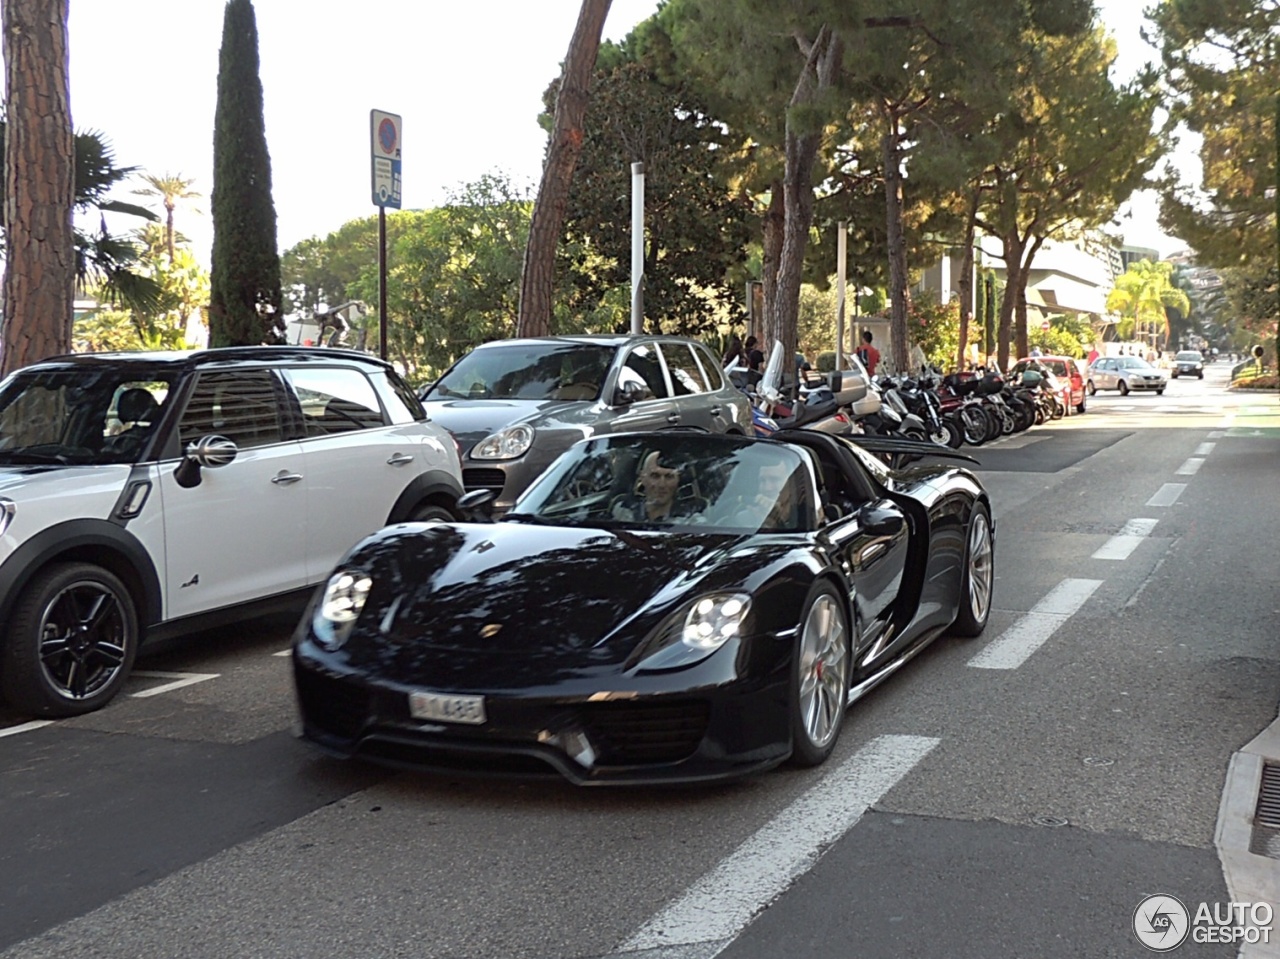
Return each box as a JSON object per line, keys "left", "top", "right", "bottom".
{"left": 1013, "top": 235, "right": 1044, "bottom": 361}
{"left": 516, "top": 0, "right": 611, "bottom": 338}
{"left": 1, "top": 0, "right": 75, "bottom": 376}
{"left": 768, "top": 27, "right": 841, "bottom": 395}
{"left": 997, "top": 229, "right": 1023, "bottom": 372}
{"left": 881, "top": 112, "right": 910, "bottom": 374}
{"left": 760, "top": 182, "right": 784, "bottom": 336}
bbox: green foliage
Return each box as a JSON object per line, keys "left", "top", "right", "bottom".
{"left": 908, "top": 292, "right": 963, "bottom": 371}
{"left": 816, "top": 350, "right": 836, "bottom": 372}
{"left": 75, "top": 237, "right": 209, "bottom": 352}
{"left": 558, "top": 57, "right": 753, "bottom": 338}
{"left": 339, "top": 175, "right": 537, "bottom": 380}
{"left": 209, "top": 0, "right": 282, "bottom": 347}
{"left": 1105, "top": 259, "right": 1192, "bottom": 348}
{"left": 0, "top": 123, "right": 161, "bottom": 314}
{"left": 1152, "top": 1, "right": 1278, "bottom": 277}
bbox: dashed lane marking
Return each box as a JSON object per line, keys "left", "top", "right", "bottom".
{"left": 1091, "top": 518, "right": 1160, "bottom": 561}
{"left": 129, "top": 670, "right": 219, "bottom": 698}
{"left": 968, "top": 579, "right": 1103, "bottom": 671}
{"left": 1147, "top": 483, "right": 1186, "bottom": 507}
{"left": 613, "top": 734, "right": 939, "bottom": 959}
{"left": 0, "top": 720, "right": 53, "bottom": 739}
{"left": 1176, "top": 457, "right": 1204, "bottom": 475}
{"left": 1194, "top": 442, "right": 1216, "bottom": 456}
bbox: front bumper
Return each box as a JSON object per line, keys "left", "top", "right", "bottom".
{"left": 292, "top": 636, "right": 794, "bottom": 785}
{"left": 1125, "top": 377, "right": 1166, "bottom": 391}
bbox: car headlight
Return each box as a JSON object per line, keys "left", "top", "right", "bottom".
{"left": 0, "top": 498, "right": 14, "bottom": 538}
{"left": 471, "top": 424, "right": 535, "bottom": 460}
{"left": 627, "top": 592, "right": 754, "bottom": 671}
{"left": 683, "top": 594, "right": 752, "bottom": 650}
{"left": 312, "top": 570, "right": 373, "bottom": 651}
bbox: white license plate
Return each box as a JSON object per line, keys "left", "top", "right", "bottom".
{"left": 409, "top": 690, "right": 487, "bottom": 725}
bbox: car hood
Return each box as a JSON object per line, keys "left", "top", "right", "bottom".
{"left": 421, "top": 398, "right": 602, "bottom": 450}
{"left": 332, "top": 522, "right": 788, "bottom": 689}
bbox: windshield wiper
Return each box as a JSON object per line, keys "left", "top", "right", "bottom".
{"left": 0, "top": 450, "right": 71, "bottom": 465}
{"left": 501, "top": 512, "right": 559, "bottom": 526}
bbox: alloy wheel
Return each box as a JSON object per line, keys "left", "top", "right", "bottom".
{"left": 965, "top": 512, "right": 994, "bottom": 627}
{"left": 797, "top": 594, "right": 849, "bottom": 750}
{"left": 37, "top": 580, "right": 130, "bottom": 701}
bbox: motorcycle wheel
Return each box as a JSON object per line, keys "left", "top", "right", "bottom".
{"left": 982, "top": 407, "right": 1003, "bottom": 443}
{"left": 959, "top": 407, "right": 987, "bottom": 446}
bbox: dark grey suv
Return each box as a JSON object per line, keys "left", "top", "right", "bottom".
{"left": 420, "top": 335, "right": 753, "bottom": 512}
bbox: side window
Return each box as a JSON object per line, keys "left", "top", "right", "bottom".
{"left": 660, "top": 342, "right": 709, "bottom": 397}
{"left": 621, "top": 345, "right": 669, "bottom": 401}
{"left": 178, "top": 370, "right": 283, "bottom": 450}
{"left": 372, "top": 369, "right": 425, "bottom": 425}
{"left": 695, "top": 345, "right": 726, "bottom": 391}
{"left": 285, "top": 367, "right": 386, "bottom": 435}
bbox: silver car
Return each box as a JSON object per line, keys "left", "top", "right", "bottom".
{"left": 1086, "top": 356, "right": 1167, "bottom": 396}
{"left": 421, "top": 335, "right": 753, "bottom": 512}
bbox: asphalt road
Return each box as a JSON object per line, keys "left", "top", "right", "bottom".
{"left": 1, "top": 362, "right": 1276, "bottom": 959}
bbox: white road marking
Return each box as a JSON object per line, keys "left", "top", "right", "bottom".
{"left": 129, "top": 670, "right": 219, "bottom": 698}
{"left": 1092, "top": 518, "right": 1160, "bottom": 560}
{"left": 0, "top": 720, "right": 54, "bottom": 739}
{"left": 273, "top": 648, "right": 292, "bottom": 657}
{"left": 1194, "top": 442, "right": 1216, "bottom": 456}
{"left": 968, "top": 579, "right": 1103, "bottom": 670}
{"left": 617, "top": 734, "right": 939, "bottom": 957}
{"left": 1175, "top": 457, "right": 1204, "bottom": 475}
{"left": 1147, "top": 483, "right": 1186, "bottom": 507}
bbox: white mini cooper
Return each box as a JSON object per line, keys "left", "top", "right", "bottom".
{"left": 0, "top": 347, "right": 464, "bottom": 717}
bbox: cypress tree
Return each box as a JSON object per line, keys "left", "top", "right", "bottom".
{"left": 209, "top": 0, "right": 282, "bottom": 347}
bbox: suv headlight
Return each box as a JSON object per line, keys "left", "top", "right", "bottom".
{"left": 312, "top": 570, "right": 373, "bottom": 651}
{"left": 0, "top": 498, "right": 14, "bottom": 538}
{"left": 471, "top": 424, "right": 535, "bottom": 460}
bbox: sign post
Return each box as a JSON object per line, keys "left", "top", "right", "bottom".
{"left": 371, "top": 110, "right": 402, "bottom": 360}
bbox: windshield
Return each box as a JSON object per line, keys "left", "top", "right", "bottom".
{"left": 510, "top": 434, "right": 818, "bottom": 534}
{"left": 0, "top": 368, "right": 176, "bottom": 466}
{"left": 425, "top": 343, "right": 615, "bottom": 402}
{"left": 1119, "top": 357, "right": 1155, "bottom": 369}
{"left": 1176, "top": 352, "right": 1202, "bottom": 361}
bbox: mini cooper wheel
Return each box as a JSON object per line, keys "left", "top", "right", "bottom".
{"left": 952, "top": 504, "right": 994, "bottom": 638}
{"left": 789, "top": 582, "right": 851, "bottom": 767}
{"left": 1, "top": 562, "right": 139, "bottom": 717}
{"left": 409, "top": 501, "right": 456, "bottom": 523}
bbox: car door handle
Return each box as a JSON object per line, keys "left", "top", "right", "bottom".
{"left": 271, "top": 471, "right": 304, "bottom": 486}
{"left": 386, "top": 453, "right": 415, "bottom": 466}
{"left": 708, "top": 405, "right": 721, "bottom": 416}
{"left": 666, "top": 413, "right": 681, "bottom": 425}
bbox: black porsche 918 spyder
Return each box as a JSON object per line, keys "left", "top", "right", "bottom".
{"left": 292, "top": 429, "right": 994, "bottom": 785}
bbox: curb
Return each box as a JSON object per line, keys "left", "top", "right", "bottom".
{"left": 1216, "top": 711, "right": 1280, "bottom": 958}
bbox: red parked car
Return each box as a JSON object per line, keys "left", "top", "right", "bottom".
{"left": 1010, "top": 355, "right": 1087, "bottom": 414}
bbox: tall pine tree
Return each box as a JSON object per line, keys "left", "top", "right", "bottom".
{"left": 209, "top": 0, "right": 282, "bottom": 347}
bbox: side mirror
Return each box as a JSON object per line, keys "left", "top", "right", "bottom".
{"left": 857, "top": 502, "right": 905, "bottom": 538}
{"left": 173, "top": 435, "right": 238, "bottom": 489}
{"left": 613, "top": 379, "right": 647, "bottom": 406}
{"left": 1253, "top": 345, "right": 1265, "bottom": 359}
{"left": 456, "top": 488, "right": 496, "bottom": 522}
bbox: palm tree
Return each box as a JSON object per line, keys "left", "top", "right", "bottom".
{"left": 1, "top": 122, "right": 163, "bottom": 316}
{"left": 133, "top": 172, "right": 200, "bottom": 262}
{"left": 1105, "top": 259, "right": 1192, "bottom": 351}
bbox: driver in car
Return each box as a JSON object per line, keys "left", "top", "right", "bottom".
{"left": 610, "top": 451, "right": 704, "bottom": 524}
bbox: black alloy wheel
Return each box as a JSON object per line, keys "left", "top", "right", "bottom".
{"left": 1, "top": 562, "right": 139, "bottom": 717}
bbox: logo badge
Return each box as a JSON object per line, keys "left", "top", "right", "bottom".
{"left": 1134, "top": 895, "right": 1190, "bottom": 952}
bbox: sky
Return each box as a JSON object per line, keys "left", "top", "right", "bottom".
{"left": 66, "top": 0, "right": 1191, "bottom": 272}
